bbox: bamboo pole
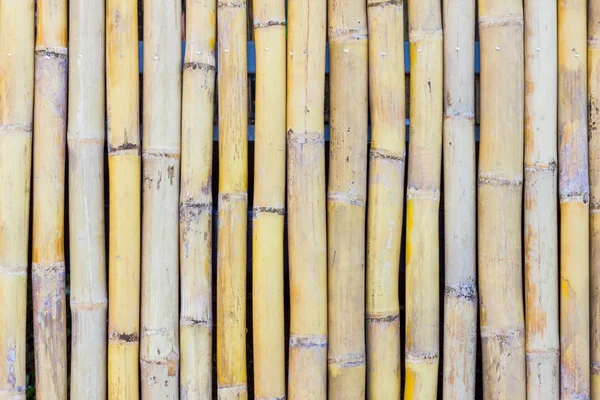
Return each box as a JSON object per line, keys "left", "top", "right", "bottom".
{"left": 140, "top": 0, "right": 182, "bottom": 397}
{"left": 365, "top": 0, "right": 404, "bottom": 398}
{"left": 179, "top": 0, "right": 215, "bottom": 398}
{"left": 216, "top": 0, "right": 248, "bottom": 396}
{"left": 251, "top": 0, "right": 286, "bottom": 398}
{"left": 478, "top": 1, "right": 526, "bottom": 398}
{"left": 442, "top": 0, "right": 476, "bottom": 398}
{"left": 327, "top": 0, "right": 368, "bottom": 397}
{"left": 31, "top": 0, "right": 68, "bottom": 397}
{"left": 559, "top": 0, "right": 590, "bottom": 398}
{"left": 286, "top": 0, "right": 328, "bottom": 396}
{"left": 106, "top": 0, "right": 141, "bottom": 398}
{"left": 0, "top": 1, "right": 34, "bottom": 398}
{"left": 68, "top": 0, "right": 107, "bottom": 397}
{"left": 524, "top": 1, "right": 559, "bottom": 398}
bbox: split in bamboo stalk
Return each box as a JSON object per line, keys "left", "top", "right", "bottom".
{"left": 31, "top": 0, "right": 68, "bottom": 397}
{"left": 216, "top": 0, "right": 248, "bottom": 397}
{"left": 286, "top": 0, "right": 328, "bottom": 396}
{"left": 477, "top": 1, "right": 526, "bottom": 398}
{"left": 68, "top": 0, "right": 108, "bottom": 397}
{"left": 140, "top": 0, "right": 182, "bottom": 397}
{"left": 0, "top": 0, "right": 34, "bottom": 398}
{"left": 442, "top": 0, "right": 477, "bottom": 398}
{"left": 179, "top": 0, "right": 216, "bottom": 398}
{"left": 365, "top": 0, "right": 405, "bottom": 397}
{"left": 559, "top": 0, "right": 590, "bottom": 397}
{"left": 524, "top": 1, "right": 559, "bottom": 398}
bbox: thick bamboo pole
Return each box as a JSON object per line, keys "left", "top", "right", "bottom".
{"left": 179, "top": 0, "right": 215, "bottom": 398}
{"left": 251, "top": 0, "right": 286, "bottom": 397}
{"left": 68, "top": 0, "right": 107, "bottom": 397}
{"left": 31, "top": 0, "right": 68, "bottom": 397}
{"left": 365, "top": 0, "right": 404, "bottom": 398}
{"left": 477, "top": 1, "right": 525, "bottom": 398}
{"left": 524, "top": 1, "right": 559, "bottom": 398}
{"left": 0, "top": 1, "right": 34, "bottom": 399}
{"left": 286, "top": 0, "right": 328, "bottom": 396}
{"left": 442, "top": 0, "right": 476, "bottom": 398}
{"left": 559, "top": 0, "right": 590, "bottom": 398}
{"left": 216, "top": 0, "right": 248, "bottom": 396}
{"left": 140, "top": 0, "right": 182, "bottom": 397}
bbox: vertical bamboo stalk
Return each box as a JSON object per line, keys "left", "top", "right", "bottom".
{"left": 524, "top": 1, "right": 559, "bottom": 398}
{"left": 286, "top": 0, "right": 328, "bottom": 396}
{"left": 327, "top": 0, "right": 368, "bottom": 397}
{"left": 365, "top": 0, "right": 405, "bottom": 398}
{"left": 252, "top": 0, "right": 286, "bottom": 398}
{"left": 559, "top": 0, "right": 590, "bottom": 398}
{"left": 179, "top": 0, "right": 215, "bottom": 398}
{"left": 68, "top": 0, "right": 107, "bottom": 398}
{"left": 442, "top": 0, "right": 476, "bottom": 398}
{"left": 478, "top": 1, "right": 526, "bottom": 398}
{"left": 32, "top": 0, "right": 68, "bottom": 397}
{"left": 0, "top": 1, "right": 34, "bottom": 398}
{"left": 140, "top": 0, "right": 182, "bottom": 397}
{"left": 216, "top": 0, "right": 248, "bottom": 396}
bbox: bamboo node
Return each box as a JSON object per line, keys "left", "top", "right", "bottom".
{"left": 218, "top": 192, "right": 248, "bottom": 203}
{"left": 0, "top": 263, "right": 28, "bottom": 275}
{"left": 366, "top": 313, "right": 400, "bottom": 323}
{"left": 592, "top": 362, "right": 600, "bottom": 375}
{"left": 478, "top": 14, "right": 524, "bottom": 29}
{"left": 180, "top": 317, "right": 212, "bottom": 328}
{"left": 35, "top": 46, "right": 68, "bottom": 58}
{"left": 328, "top": 353, "right": 366, "bottom": 368}
{"left": 142, "top": 150, "right": 180, "bottom": 159}
{"left": 480, "top": 327, "right": 524, "bottom": 340}
{"left": 443, "top": 110, "right": 475, "bottom": 120}
{"left": 253, "top": 19, "right": 286, "bottom": 29}
{"left": 591, "top": 201, "right": 600, "bottom": 211}
{"left": 478, "top": 173, "right": 522, "bottom": 188}
{"left": 445, "top": 282, "right": 477, "bottom": 301}
{"left": 184, "top": 61, "right": 216, "bottom": 72}
{"left": 289, "top": 335, "right": 327, "bottom": 349}
{"left": 367, "top": 0, "right": 403, "bottom": 8}
{"left": 370, "top": 148, "right": 405, "bottom": 162}
{"left": 559, "top": 191, "right": 589, "bottom": 204}
{"left": 0, "top": 124, "right": 32, "bottom": 136}
{"left": 32, "top": 261, "right": 66, "bottom": 273}
{"left": 218, "top": 383, "right": 248, "bottom": 393}
{"left": 327, "top": 191, "right": 366, "bottom": 207}
{"left": 328, "top": 28, "right": 368, "bottom": 43}
{"left": 108, "top": 141, "right": 140, "bottom": 155}
{"left": 405, "top": 351, "right": 439, "bottom": 364}
{"left": 252, "top": 206, "right": 285, "bottom": 218}
{"left": 217, "top": 0, "right": 246, "bottom": 8}
{"left": 109, "top": 331, "right": 139, "bottom": 343}
{"left": 287, "top": 129, "right": 325, "bottom": 145}
{"left": 406, "top": 186, "right": 441, "bottom": 202}
{"left": 0, "top": 387, "right": 26, "bottom": 396}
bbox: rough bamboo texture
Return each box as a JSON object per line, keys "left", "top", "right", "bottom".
{"left": 442, "top": 0, "right": 476, "bottom": 398}
{"left": 252, "top": 0, "right": 286, "bottom": 398}
{"left": 365, "top": 0, "right": 404, "bottom": 398}
{"left": 32, "top": 0, "right": 68, "bottom": 397}
{"left": 524, "top": 1, "right": 559, "bottom": 398}
{"left": 559, "top": 0, "right": 590, "bottom": 398}
{"left": 216, "top": 0, "right": 248, "bottom": 396}
{"left": 0, "top": 0, "right": 34, "bottom": 398}
{"left": 179, "top": 0, "right": 215, "bottom": 398}
{"left": 478, "top": 1, "right": 526, "bottom": 398}
{"left": 140, "top": 0, "right": 182, "bottom": 397}
{"left": 286, "top": 0, "right": 328, "bottom": 395}
{"left": 68, "top": 0, "right": 107, "bottom": 398}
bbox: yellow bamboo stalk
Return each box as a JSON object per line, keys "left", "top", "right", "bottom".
{"left": 216, "top": 0, "right": 248, "bottom": 396}
{"left": 31, "top": 0, "right": 68, "bottom": 397}
{"left": 0, "top": 1, "right": 34, "bottom": 398}
{"left": 140, "top": 0, "right": 182, "bottom": 397}
{"left": 442, "top": 0, "right": 476, "bottom": 398}
{"left": 559, "top": 0, "right": 590, "bottom": 398}
{"left": 478, "top": 1, "right": 525, "bottom": 398}
{"left": 252, "top": 0, "right": 286, "bottom": 398}
{"left": 524, "top": 0, "right": 559, "bottom": 398}
{"left": 365, "top": 0, "right": 404, "bottom": 398}
{"left": 68, "top": 0, "right": 107, "bottom": 397}
{"left": 286, "top": 0, "right": 328, "bottom": 396}
{"left": 179, "top": 0, "right": 215, "bottom": 398}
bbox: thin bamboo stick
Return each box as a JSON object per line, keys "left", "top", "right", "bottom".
{"left": 179, "top": 0, "right": 215, "bottom": 398}
{"left": 0, "top": 1, "right": 34, "bottom": 398}
{"left": 365, "top": 0, "right": 405, "bottom": 397}
{"left": 140, "top": 0, "right": 182, "bottom": 397}
{"left": 31, "top": 0, "right": 68, "bottom": 397}
{"left": 286, "top": 0, "right": 328, "bottom": 396}
{"left": 524, "top": 1, "right": 559, "bottom": 398}
{"left": 68, "top": 0, "right": 107, "bottom": 397}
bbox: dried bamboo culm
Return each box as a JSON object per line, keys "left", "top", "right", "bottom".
{"left": 140, "top": 0, "right": 182, "bottom": 396}
{"left": 365, "top": 0, "right": 405, "bottom": 397}
{"left": 442, "top": 0, "right": 477, "bottom": 398}
{"left": 286, "top": 0, "right": 328, "bottom": 395}
{"left": 31, "top": 0, "right": 69, "bottom": 397}
{"left": 0, "top": 0, "right": 34, "bottom": 398}
{"left": 68, "top": 0, "right": 107, "bottom": 397}
{"left": 179, "top": 0, "right": 216, "bottom": 397}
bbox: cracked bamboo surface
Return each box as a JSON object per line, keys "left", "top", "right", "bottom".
{"left": 32, "top": 0, "right": 69, "bottom": 398}
{"left": 179, "top": 0, "right": 215, "bottom": 398}
{"left": 0, "top": 0, "right": 34, "bottom": 399}
{"left": 140, "top": 0, "right": 182, "bottom": 397}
